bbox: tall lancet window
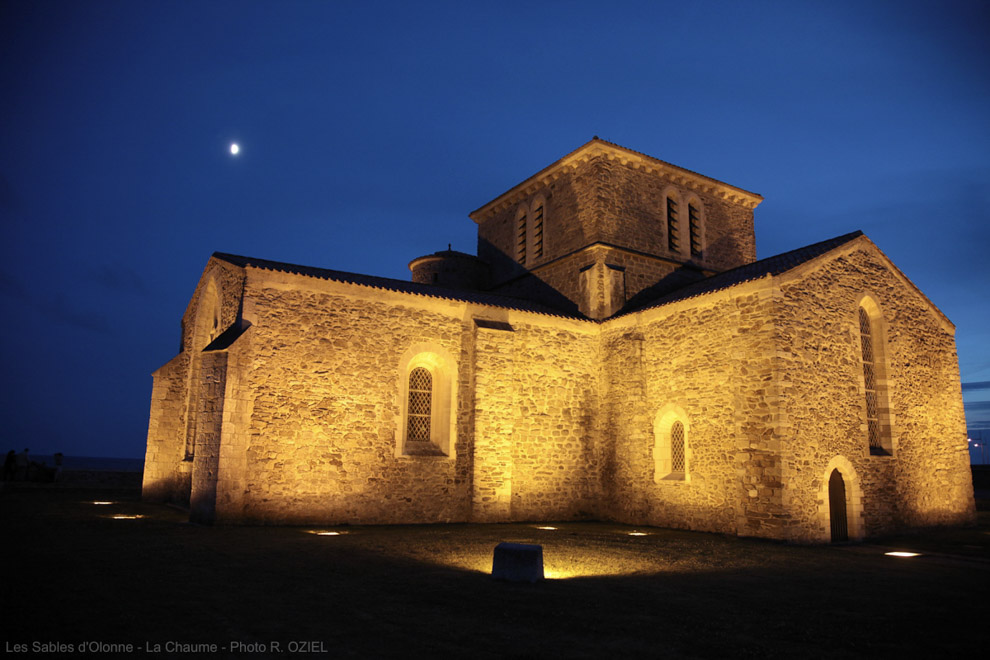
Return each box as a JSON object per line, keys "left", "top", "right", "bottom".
{"left": 858, "top": 304, "right": 891, "bottom": 455}
{"left": 407, "top": 367, "right": 433, "bottom": 443}
{"left": 667, "top": 196, "right": 680, "bottom": 253}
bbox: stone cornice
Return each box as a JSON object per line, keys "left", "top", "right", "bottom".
{"left": 469, "top": 137, "right": 764, "bottom": 223}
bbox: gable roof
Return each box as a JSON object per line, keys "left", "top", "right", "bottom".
{"left": 469, "top": 137, "right": 764, "bottom": 223}
{"left": 211, "top": 252, "right": 586, "bottom": 319}
{"left": 619, "top": 231, "right": 866, "bottom": 315}
{"left": 213, "top": 230, "right": 912, "bottom": 326}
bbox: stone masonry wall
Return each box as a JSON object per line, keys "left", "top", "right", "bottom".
{"left": 772, "top": 243, "right": 975, "bottom": 541}
{"left": 603, "top": 281, "right": 781, "bottom": 537}
{"left": 471, "top": 319, "right": 601, "bottom": 521}
{"left": 144, "top": 258, "right": 245, "bottom": 507}
{"left": 233, "top": 269, "right": 601, "bottom": 525}
{"left": 479, "top": 156, "right": 755, "bottom": 315}
{"left": 142, "top": 352, "right": 192, "bottom": 505}
{"left": 478, "top": 159, "right": 598, "bottom": 287}
{"left": 237, "top": 278, "right": 467, "bottom": 524}
{"left": 593, "top": 155, "right": 757, "bottom": 272}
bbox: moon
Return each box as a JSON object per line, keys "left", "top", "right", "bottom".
{"left": 229, "top": 143, "right": 240, "bottom": 155}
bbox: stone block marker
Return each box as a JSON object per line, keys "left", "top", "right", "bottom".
{"left": 491, "top": 542, "right": 544, "bottom": 583}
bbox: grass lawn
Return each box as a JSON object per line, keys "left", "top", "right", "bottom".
{"left": 3, "top": 487, "right": 988, "bottom": 658}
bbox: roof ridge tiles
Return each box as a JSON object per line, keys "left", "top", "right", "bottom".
{"left": 210, "top": 252, "right": 587, "bottom": 320}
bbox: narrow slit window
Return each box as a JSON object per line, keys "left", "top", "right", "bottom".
{"left": 670, "top": 421, "right": 686, "bottom": 473}
{"left": 407, "top": 367, "right": 432, "bottom": 442}
{"left": 859, "top": 308, "right": 882, "bottom": 453}
{"left": 516, "top": 212, "right": 528, "bottom": 263}
{"left": 688, "top": 203, "right": 702, "bottom": 257}
{"left": 667, "top": 197, "right": 679, "bottom": 253}
{"left": 532, "top": 205, "right": 544, "bottom": 259}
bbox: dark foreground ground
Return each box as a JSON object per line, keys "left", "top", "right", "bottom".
{"left": 2, "top": 486, "right": 988, "bottom": 659}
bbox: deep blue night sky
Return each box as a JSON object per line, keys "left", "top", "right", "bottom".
{"left": 2, "top": 0, "right": 988, "bottom": 459}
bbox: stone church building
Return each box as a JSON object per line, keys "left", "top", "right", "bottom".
{"left": 143, "top": 138, "right": 974, "bottom": 542}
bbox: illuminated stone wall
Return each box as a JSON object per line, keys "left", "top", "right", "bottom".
{"left": 144, "top": 141, "right": 973, "bottom": 542}
{"left": 471, "top": 318, "right": 601, "bottom": 521}
{"left": 171, "top": 269, "right": 605, "bottom": 525}
{"left": 143, "top": 259, "right": 244, "bottom": 508}
{"left": 601, "top": 280, "right": 778, "bottom": 536}
{"left": 773, "top": 242, "right": 975, "bottom": 541}
{"left": 142, "top": 351, "right": 191, "bottom": 505}
{"left": 477, "top": 152, "right": 758, "bottom": 316}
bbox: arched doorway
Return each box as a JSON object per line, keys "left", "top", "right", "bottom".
{"left": 829, "top": 469, "right": 849, "bottom": 542}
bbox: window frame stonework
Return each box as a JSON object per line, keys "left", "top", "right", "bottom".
{"left": 396, "top": 345, "right": 457, "bottom": 458}
{"left": 515, "top": 205, "right": 528, "bottom": 264}
{"left": 662, "top": 187, "right": 685, "bottom": 258}
{"left": 531, "top": 197, "right": 545, "bottom": 260}
{"left": 654, "top": 404, "right": 690, "bottom": 482}
{"left": 857, "top": 296, "right": 893, "bottom": 456}
{"left": 685, "top": 194, "right": 705, "bottom": 259}
{"left": 406, "top": 367, "right": 433, "bottom": 443}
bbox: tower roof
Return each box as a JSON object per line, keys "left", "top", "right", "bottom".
{"left": 469, "top": 137, "right": 764, "bottom": 223}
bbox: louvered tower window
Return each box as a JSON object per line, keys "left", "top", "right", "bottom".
{"left": 516, "top": 212, "right": 527, "bottom": 263}
{"left": 532, "top": 205, "right": 544, "bottom": 259}
{"left": 407, "top": 367, "right": 432, "bottom": 442}
{"left": 688, "top": 203, "right": 702, "bottom": 257}
{"left": 667, "top": 197, "right": 680, "bottom": 252}
{"left": 859, "top": 308, "right": 882, "bottom": 453}
{"left": 670, "top": 421, "right": 686, "bottom": 473}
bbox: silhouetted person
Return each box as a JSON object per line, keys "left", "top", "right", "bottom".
{"left": 16, "top": 448, "right": 29, "bottom": 481}
{"left": 2, "top": 450, "right": 15, "bottom": 481}
{"left": 53, "top": 452, "right": 64, "bottom": 483}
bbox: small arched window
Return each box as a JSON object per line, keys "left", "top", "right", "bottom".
{"left": 858, "top": 300, "right": 892, "bottom": 455}
{"left": 406, "top": 367, "right": 433, "bottom": 443}
{"left": 654, "top": 404, "right": 689, "bottom": 482}
{"left": 397, "top": 345, "right": 457, "bottom": 458}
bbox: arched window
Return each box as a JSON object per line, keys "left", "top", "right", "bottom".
{"left": 397, "top": 345, "right": 458, "bottom": 458}
{"left": 654, "top": 404, "right": 689, "bottom": 482}
{"left": 858, "top": 299, "right": 892, "bottom": 455}
{"left": 406, "top": 367, "right": 432, "bottom": 443}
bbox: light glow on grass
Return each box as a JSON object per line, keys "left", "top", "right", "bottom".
{"left": 534, "top": 526, "right": 557, "bottom": 531}
{"left": 111, "top": 515, "right": 142, "bottom": 520}
{"left": 627, "top": 532, "right": 648, "bottom": 537}
{"left": 884, "top": 551, "right": 921, "bottom": 557}
{"left": 91, "top": 501, "right": 114, "bottom": 505}
{"left": 308, "top": 530, "right": 346, "bottom": 536}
